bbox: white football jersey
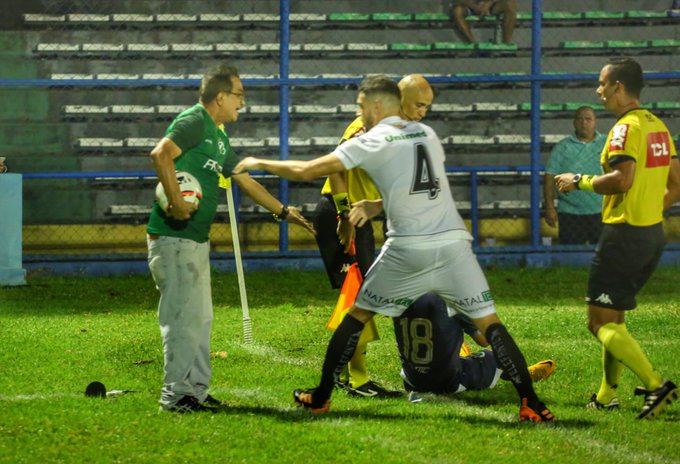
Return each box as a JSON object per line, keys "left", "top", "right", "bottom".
{"left": 333, "top": 116, "right": 470, "bottom": 238}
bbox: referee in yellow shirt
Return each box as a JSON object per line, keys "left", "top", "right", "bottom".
{"left": 313, "top": 75, "right": 434, "bottom": 397}
{"left": 556, "top": 58, "right": 680, "bottom": 419}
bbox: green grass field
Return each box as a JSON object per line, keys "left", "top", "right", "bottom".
{"left": 1, "top": 267, "right": 679, "bottom": 463}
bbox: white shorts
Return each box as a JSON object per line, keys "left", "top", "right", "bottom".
{"left": 355, "top": 232, "right": 496, "bottom": 320}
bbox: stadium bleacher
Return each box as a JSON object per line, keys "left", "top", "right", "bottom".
{"left": 1, "top": 0, "right": 679, "bottom": 250}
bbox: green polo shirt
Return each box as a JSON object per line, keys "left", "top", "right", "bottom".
{"left": 147, "top": 104, "right": 239, "bottom": 242}
{"left": 546, "top": 132, "right": 605, "bottom": 215}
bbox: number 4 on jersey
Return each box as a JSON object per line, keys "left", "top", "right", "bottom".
{"left": 411, "top": 143, "right": 441, "bottom": 199}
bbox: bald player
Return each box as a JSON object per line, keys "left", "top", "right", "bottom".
{"left": 312, "top": 74, "right": 434, "bottom": 398}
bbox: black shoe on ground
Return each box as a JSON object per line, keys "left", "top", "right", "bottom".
{"left": 293, "top": 388, "right": 331, "bottom": 414}
{"left": 636, "top": 380, "right": 679, "bottom": 420}
{"left": 586, "top": 393, "right": 620, "bottom": 410}
{"left": 202, "top": 394, "right": 228, "bottom": 409}
{"left": 334, "top": 379, "right": 350, "bottom": 391}
{"left": 164, "top": 395, "right": 213, "bottom": 413}
{"left": 346, "top": 380, "right": 401, "bottom": 398}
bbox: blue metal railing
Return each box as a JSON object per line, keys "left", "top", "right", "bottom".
{"left": 6, "top": 0, "right": 680, "bottom": 258}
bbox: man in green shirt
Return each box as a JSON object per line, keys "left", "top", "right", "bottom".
{"left": 544, "top": 106, "right": 606, "bottom": 244}
{"left": 147, "top": 64, "right": 314, "bottom": 413}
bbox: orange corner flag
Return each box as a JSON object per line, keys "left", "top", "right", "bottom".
{"left": 326, "top": 262, "right": 362, "bottom": 331}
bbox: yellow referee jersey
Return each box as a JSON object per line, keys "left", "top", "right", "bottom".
{"left": 601, "top": 108, "right": 677, "bottom": 226}
{"left": 321, "top": 116, "right": 382, "bottom": 204}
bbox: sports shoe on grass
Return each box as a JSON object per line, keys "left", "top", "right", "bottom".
{"left": 635, "top": 380, "right": 679, "bottom": 420}
{"left": 528, "top": 360, "right": 556, "bottom": 382}
{"left": 164, "top": 395, "right": 213, "bottom": 413}
{"left": 334, "top": 378, "right": 350, "bottom": 390}
{"left": 501, "top": 359, "right": 556, "bottom": 383}
{"left": 519, "top": 397, "right": 556, "bottom": 423}
{"left": 346, "top": 380, "right": 402, "bottom": 398}
{"left": 459, "top": 341, "right": 472, "bottom": 357}
{"left": 586, "top": 393, "right": 620, "bottom": 410}
{"left": 202, "top": 394, "right": 228, "bottom": 409}
{"left": 293, "top": 388, "right": 331, "bottom": 414}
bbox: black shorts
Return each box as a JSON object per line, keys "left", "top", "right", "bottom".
{"left": 558, "top": 212, "right": 602, "bottom": 245}
{"left": 587, "top": 222, "right": 665, "bottom": 310}
{"left": 313, "top": 195, "right": 376, "bottom": 288}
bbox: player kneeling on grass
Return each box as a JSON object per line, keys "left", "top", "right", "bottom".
{"left": 233, "top": 74, "right": 556, "bottom": 423}
{"left": 394, "top": 293, "right": 555, "bottom": 401}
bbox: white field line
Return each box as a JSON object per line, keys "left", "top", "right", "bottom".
{"left": 239, "top": 341, "right": 317, "bottom": 368}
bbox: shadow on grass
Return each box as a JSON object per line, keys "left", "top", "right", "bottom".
{"left": 209, "top": 403, "right": 598, "bottom": 429}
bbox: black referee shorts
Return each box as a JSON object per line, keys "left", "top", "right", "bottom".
{"left": 587, "top": 222, "right": 665, "bottom": 310}
{"left": 313, "top": 195, "right": 376, "bottom": 288}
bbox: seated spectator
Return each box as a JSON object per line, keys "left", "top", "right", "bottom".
{"left": 668, "top": 0, "right": 680, "bottom": 16}
{"left": 543, "top": 106, "right": 606, "bottom": 244}
{"left": 449, "top": 0, "right": 518, "bottom": 44}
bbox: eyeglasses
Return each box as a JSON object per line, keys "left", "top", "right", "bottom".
{"left": 226, "top": 91, "right": 245, "bottom": 101}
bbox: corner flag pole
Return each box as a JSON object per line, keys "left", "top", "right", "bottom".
{"left": 222, "top": 175, "right": 253, "bottom": 344}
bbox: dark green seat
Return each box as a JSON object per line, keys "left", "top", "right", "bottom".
{"left": 626, "top": 10, "right": 669, "bottom": 19}
{"left": 465, "top": 15, "right": 498, "bottom": 22}
{"left": 583, "top": 11, "right": 625, "bottom": 19}
{"left": 650, "top": 39, "right": 680, "bottom": 47}
{"left": 389, "top": 43, "right": 432, "bottom": 51}
{"left": 655, "top": 101, "right": 680, "bottom": 110}
{"left": 606, "top": 40, "right": 649, "bottom": 48}
{"left": 476, "top": 43, "right": 518, "bottom": 51}
{"left": 542, "top": 12, "right": 582, "bottom": 20}
{"left": 564, "top": 102, "right": 604, "bottom": 111}
{"left": 414, "top": 13, "right": 450, "bottom": 21}
{"left": 371, "top": 13, "right": 413, "bottom": 21}
{"left": 561, "top": 41, "right": 606, "bottom": 49}
{"left": 432, "top": 42, "right": 475, "bottom": 50}
{"left": 327, "top": 13, "right": 370, "bottom": 21}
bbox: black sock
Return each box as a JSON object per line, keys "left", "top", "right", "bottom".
{"left": 485, "top": 323, "right": 537, "bottom": 402}
{"left": 317, "top": 314, "right": 365, "bottom": 400}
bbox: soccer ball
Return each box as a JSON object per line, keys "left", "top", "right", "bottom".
{"left": 155, "top": 171, "right": 203, "bottom": 212}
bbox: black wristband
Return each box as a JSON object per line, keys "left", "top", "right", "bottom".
{"left": 273, "top": 205, "right": 289, "bottom": 222}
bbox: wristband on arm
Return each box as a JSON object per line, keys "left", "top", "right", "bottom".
{"left": 578, "top": 174, "right": 596, "bottom": 192}
{"left": 273, "top": 205, "right": 289, "bottom": 222}
{"left": 332, "top": 192, "right": 351, "bottom": 215}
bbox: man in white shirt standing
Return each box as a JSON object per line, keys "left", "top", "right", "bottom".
{"left": 233, "top": 75, "right": 555, "bottom": 423}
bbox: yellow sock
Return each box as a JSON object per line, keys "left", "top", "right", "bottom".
{"left": 596, "top": 346, "right": 623, "bottom": 403}
{"left": 596, "top": 322, "right": 663, "bottom": 391}
{"left": 348, "top": 341, "right": 369, "bottom": 388}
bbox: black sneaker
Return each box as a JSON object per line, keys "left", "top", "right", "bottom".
{"left": 346, "top": 380, "right": 401, "bottom": 398}
{"left": 334, "top": 378, "right": 350, "bottom": 391}
{"left": 293, "top": 388, "right": 331, "bottom": 414}
{"left": 586, "top": 393, "right": 620, "bottom": 410}
{"left": 202, "top": 394, "right": 228, "bottom": 409}
{"left": 636, "top": 380, "right": 679, "bottom": 420}
{"left": 165, "top": 395, "right": 213, "bottom": 413}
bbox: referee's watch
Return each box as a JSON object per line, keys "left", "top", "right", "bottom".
{"left": 572, "top": 173, "right": 582, "bottom": 190}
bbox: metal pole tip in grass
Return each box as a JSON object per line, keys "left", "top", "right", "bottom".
{"left": 222, "top": 175, "right": 253, "bottom": 344}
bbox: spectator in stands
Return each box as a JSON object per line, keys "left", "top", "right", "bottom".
{"left": 147, "top": 63, "right": 315, "bottom": 414}
{"left": 313, "top": 74, "right": 433, "bottom": 399}
{"left": 555, "top": 57, "right": 680, "bottom": 419}
{"left": 544, "top": 106, "right": 606, "bottom": 244}
{"left": 449, "top": 0, "right": 518, "bottom": 44}
{"left": 668, "top": 0, "right": 680, "bottom": 17}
